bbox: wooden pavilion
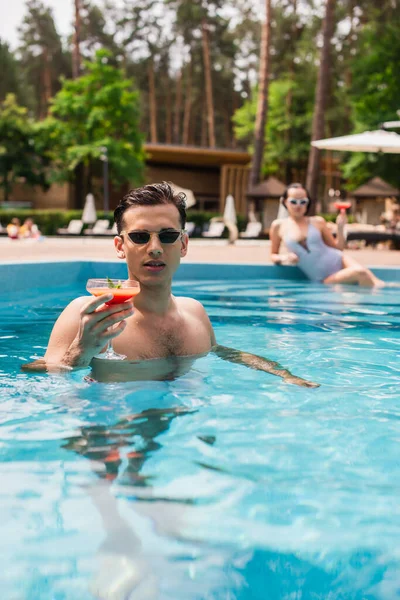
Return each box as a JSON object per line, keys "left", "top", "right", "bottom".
{"left": 349, "top": 177, "right": 399, "bottom": 225}
{"left": 3, "top": 144, "right": 251, "bottom": 215}
{"left": 145, "top": 144, "right": 251, "bottom": 214}
{"left": 247, "top": 176, "right": 287, "bottom": 230}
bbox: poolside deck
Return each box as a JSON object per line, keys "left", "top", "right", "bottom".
{"left": 0, "top": 236, "right": 399, "bottom": 266}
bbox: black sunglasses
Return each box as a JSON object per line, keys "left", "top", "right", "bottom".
{"left": 121, "top": 229, "right": 183, "bottom": 245}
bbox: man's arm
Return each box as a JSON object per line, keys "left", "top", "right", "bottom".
{"left": 205, "top": 311, "right": 319, "bottom": 389}
{"left": 22, "top": 294, "right": 134, "bottom": 372}
{"left": 211, "top": 344, "right": 319, "bottom": 388}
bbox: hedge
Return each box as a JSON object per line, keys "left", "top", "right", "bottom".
{"left": 0, "top": 209, "right": 109, "bottom": 236}
{"left": 320, "top": 213, "right": 355, "bottom": 224}
{"left": 0, "top": 208, "right": 249, "bottom": 236}
{"left": 0, "top": 208, "right": 347, "bottom": 236}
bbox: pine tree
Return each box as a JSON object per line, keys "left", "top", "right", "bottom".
{"left": 18, "top": 0, "right": 70, "bottom": 118}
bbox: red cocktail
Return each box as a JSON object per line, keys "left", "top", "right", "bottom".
{"left": 334, "top": 201, "right": 352, "bottom": 212}
{"left": 86, "top": 278, "right": 140, "bottom": 360}
{"left": 88, "top": 286, "right": 140, "bottom": 305}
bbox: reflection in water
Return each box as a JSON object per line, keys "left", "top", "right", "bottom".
{"left": 62, "top": 406, "right": 202, "bottom": 600}
{"left": 63, "top": 406, "right": 196, "bottom": 486}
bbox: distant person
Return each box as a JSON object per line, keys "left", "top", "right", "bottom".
{"left": 387, "top": 206, "right": 400, "bottom": 232}
{"left": 7, "top": 217, "right": 21, "bottom": 240}
{"left": 20, "top": 217, "right": 41, "bottom": 239}
{"left": 270, "top": 183, "right": 384, "bottom": 287}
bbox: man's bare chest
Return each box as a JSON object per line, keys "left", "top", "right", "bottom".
{"left": 112, "top": 316, "right": 211, "bottom": 360}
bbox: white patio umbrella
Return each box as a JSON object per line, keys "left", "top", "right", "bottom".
{"left": 82, "top": 193, "right": 97, "bottom": 224}
{"left": 170, "top": 182, "right": 197, "bottom": 208}
{"left": 311, "top": 130, "right": 400, "bottom": 153}
{"left": 223, "top": 194, "right": 237, "bottom": 224}
{"left": 223, "top": 195, "right": 238, "bottom": 244}
{"left": 277, "top": 201, "right": 289, "bottom": 220}
{"left": 247, "top": 200, "right": 258, "bottom": 223}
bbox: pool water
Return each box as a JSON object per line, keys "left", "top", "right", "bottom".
{"left": 1, "top": 278, "right": 400, "bottom": 600}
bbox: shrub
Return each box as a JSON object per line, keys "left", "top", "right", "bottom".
{"left": 0, "top": 209, "right": 249, "bottom": 237}
{"left": 0, "top": 209, "right": 114, "bottom": 235}
{"left": 319, "top": 213, "right": 355, "bottom": 224}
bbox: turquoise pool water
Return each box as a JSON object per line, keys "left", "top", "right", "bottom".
{"left": 1, "top": 275, "right": 400, "bottom": 599}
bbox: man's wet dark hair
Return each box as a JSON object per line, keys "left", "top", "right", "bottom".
{"left": 114, "top": 182, "right": 187, "bottom": 233}
{"left": 280, "top": 183, "right": 312, "bottom": 216}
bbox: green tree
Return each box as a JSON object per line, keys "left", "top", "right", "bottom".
{"left": 0, "top": 41, "right": 30, "bottom": 107}
{"left": 233, "top": 0, "right": 322, "bottom": 180}
{"left": 78, "top": 1, "right": 122, "bottom": 63}
{"left": 18, "top": 0, "right": 70, "bottom": 118}
{"left": 167, "top": 0, "right": 236, "bottom": 147}
{"left": 249, "top": 0, "right": 271, "bottom": 186}
{"left": 233, "top": 78, "right": 314, "bottom": 179}
{"left": 341, "top": 16, "right": 400, "bottom": 188}
{"left": 42, "top": 50, "right": 144, "bottom": 206}
{"left": 306, "top": 0, "right": 337, "bottom": 211}
{"left": 0, "top": 94, "right": 50, "bottom": 202}
{"left": 117, "top": 0, "right": 175, "bottom": 143}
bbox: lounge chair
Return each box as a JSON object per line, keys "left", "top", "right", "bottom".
{"left": 104, "top": 223, "right": 118, "bottom": 236}
{"left": 346, "top": 230, "right": 400, "bottom": 250}
{"left": 202, "top": 222, "right": 225, "bottom": 238}
{"left": 57, "top": 219, "right": 84, "bottom": 236}
{"left": 239, "top": 222, "right": 263, "bottom": 238}
{"left": 84, "top": 219, "right": 110, "bottom": 236}
{"left": 185, "top": 222, "right": 196, "bottom": 236}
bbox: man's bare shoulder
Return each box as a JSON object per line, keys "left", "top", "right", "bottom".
{"left": 175, "top": 297, "right": 211, "bottom": 326}
{"left": 175, "top": 296, "right": 207, "bottom": 317}
{"left": 64, "top": 296, "right": 91, "bottom": 314}
{"left": 53, "top": 296, "right": 90, "bottom": 328}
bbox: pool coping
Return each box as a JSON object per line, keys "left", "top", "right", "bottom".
{"left": 1, "top": 258, "right": 400, "bottom": 268}
{"left": 3, "top": 260, "right": 400, "bottom": 294}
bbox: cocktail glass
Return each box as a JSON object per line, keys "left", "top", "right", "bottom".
{"left": 334, "top": 200, "right": 352, "bottom": 214}
{"left": 86, "top": 278, "right": 140, "bottom": 360}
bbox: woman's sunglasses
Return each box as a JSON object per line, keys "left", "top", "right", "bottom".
{"left": 288, "top": 198, "right": 309, "bottom": 206}
{"left": 121, "top": 229, "right": 183, "bottom": 245}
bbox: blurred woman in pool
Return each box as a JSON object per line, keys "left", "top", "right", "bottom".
{"left": 270, "top": 183, "right": 384, "bottom": 287}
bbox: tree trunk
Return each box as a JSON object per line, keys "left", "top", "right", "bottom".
{"left": 165, "top": 85, "right": 172, "bottom": 144}
{"left": 249, "top": 0, "right": 271, "bottom": 187}
{"left": 173, "top": 69, "right": 182, "bottom": 144}
{"left": 72, "top": 0, "right": 81, "bottom": 79}
{"left": 148, "top": 59, "right": 158, "bottom": 143}
{"left": 42, "top": 47, "right": 52, "bottom": 117}
{"left": 224, "top": 111, "right": 231, "bottom": 148}
{"left": 182, "top": 59, "right": 192, "bottom": 146}
{"left": 306, "top": 0, "right": 336, "bottom": 214}
{"left": 200, "top": 100, "right": 207, "bottom": 147}
{"left": 3, "top": 172, "right": 10, "bottom": 203}
{"left": 74, "top": 162, "right": 85, "bottom": 209}
{"left": 343, "top": 0, "right": 356, "bottom": 131}
{"left": 201, "top": 19, "right": 216, "bottom": 147}
{"left": 284, "top": 0, "right": 297, "bottom": 174}
{"left": 86, "top": 159, "right": 93, "bottom": 195}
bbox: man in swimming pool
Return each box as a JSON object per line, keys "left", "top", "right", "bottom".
{"left": 25, "top": 182, "right": 318, "bottom": 388}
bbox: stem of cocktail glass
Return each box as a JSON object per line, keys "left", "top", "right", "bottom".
{"left": 103, "top": 323, "right": 126, "bottom": 360}
{"left": 104, "top": 339, "right": 114, "bottom": 359}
